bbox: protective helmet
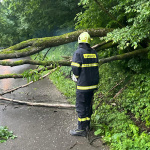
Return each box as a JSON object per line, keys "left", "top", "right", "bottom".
{"left": 78, "top": 32, "right": 92, "bottom": 44}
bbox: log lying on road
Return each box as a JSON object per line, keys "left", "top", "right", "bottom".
{"left": 0, "top": 96, "right": 75, "bottom": 109}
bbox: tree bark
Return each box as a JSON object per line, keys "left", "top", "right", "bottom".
{"left": 0, "top": 47, "right": 149, "bottom": 80}
{"left": 0, "top": 96, "right": 75, "bottom": 109}
{"left": 92, "top": 40, "right": 117, "bottom": 51}
{"left": 0, "top": 66, "right": 54, "bottom": 79}
{"left": 0, "top": 59, "right": 71, "bottom": 67}
{"left": 0, "top": 47, "right": 148, "bottom": 67}
{"left": 0, "top": 28, "right": 112, "bottom": 60}
{"left": 99, "top": 47, "right": 149, "bottom": 66}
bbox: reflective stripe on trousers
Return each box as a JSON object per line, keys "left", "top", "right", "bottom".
{"left": 77, "top": 85, "right": 98, "bottom": 90}
{"left": 78, "top": 117, "right": 90, "bottom": 122}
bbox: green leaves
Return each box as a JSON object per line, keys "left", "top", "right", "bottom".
{"left": 78, "top": 0, "right": 89, "bottom": 6}
{"left": 0, "top": 0, "right": 81, "bottom": 46}
{"left": 22, "top": 69, "right": 41, "bottom": 82}
{"left": 91, "top": 57, "right": 150, "bottom": 149}
{"left": 76, "top": 0, "right": 150, "bottom": 52}
{"left": 0, "top": 126, "right": 17, "bottom": 143}
{"left": 105, "top": 0, "right": 150, "bottom": 50}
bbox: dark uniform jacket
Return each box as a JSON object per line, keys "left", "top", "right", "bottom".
{"left": 71, "top": 43, "right": 99, "bottom": 92}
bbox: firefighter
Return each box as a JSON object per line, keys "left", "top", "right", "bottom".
{"left": 70, "top": 32, "right": 99, "bottom": 137}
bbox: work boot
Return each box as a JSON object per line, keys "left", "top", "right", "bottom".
{"left": 70, "top": 129, "right": 87, "bottom": 137}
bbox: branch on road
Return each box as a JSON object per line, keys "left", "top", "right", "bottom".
{"left": 0, "top": 67, "right": 58, "bottom": 95}
{"left": 0, "top": 66, "right": 54, "bottom": 79}
{"left": 0, "top": 96, "right": 75, "bottom": 109}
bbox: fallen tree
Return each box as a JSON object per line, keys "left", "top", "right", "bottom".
{"left": 0, "top": 28, "right": 112, "bottom": 60}
{"left": 0, "top": 28, "right": 149, "bottom": 107}
{"left": 0, "top": 47, "right": 149, "bottom": 80}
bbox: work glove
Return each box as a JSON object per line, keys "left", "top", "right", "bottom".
{"left": 72, "top": 74, "right": 78, "bottom": 82}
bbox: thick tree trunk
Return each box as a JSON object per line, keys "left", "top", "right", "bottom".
{"left": 0, "top": 28, "right": 112, "bottom": 60}
{"left": 0, "top": 47, "right": 148, "bottom": 67}
{"left": 0, "top": 47, "right": 149, "bottom": 79}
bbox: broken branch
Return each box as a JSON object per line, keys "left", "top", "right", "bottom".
{"left": 0, "top": 96, "right": 75, "bottom": 109}
{"left": 0, "top": 67, "right": 58, "bottom": 95}
{"left": 0, "top": 59, "right": 71, "bottom": 66}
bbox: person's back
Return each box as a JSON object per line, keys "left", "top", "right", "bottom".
{"left": 70, "top": 32, "right": 99, "bottom": 137}
{"left": 73, "top": 43, "right": 99, "bottom": 92}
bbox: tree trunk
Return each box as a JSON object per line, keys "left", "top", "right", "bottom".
{"left": 0, "top": 47, "right": 148, "bottom": 67}
{"left": 0, "top": 28, "right": 112, "bottom": 60}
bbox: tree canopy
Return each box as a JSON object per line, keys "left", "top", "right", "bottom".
{"left": 0, "top": 0, "right": 81, "bottom": 46}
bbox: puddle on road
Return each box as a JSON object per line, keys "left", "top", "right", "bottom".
{"left": 0, "top": 58, "right": 35, "bottom": 91}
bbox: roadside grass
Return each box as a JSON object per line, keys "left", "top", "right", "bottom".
{"left": 49, "top": 67, "right": 76, "bottom": 104}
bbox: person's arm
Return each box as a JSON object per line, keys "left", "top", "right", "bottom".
{"left": 71, "top": 52, "right": 82, "bottom": 80}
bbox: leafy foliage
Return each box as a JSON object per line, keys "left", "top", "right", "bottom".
{"left": 22, "top": 69, "right": 42, "bottom": 83}
{"left": 76, "top": 0, "right": 150, "bottom": 50}
{"left": 75, "top": 0, "right": 112, "bottom": 29}
{"left": 0, "top": 0, "right": 81, "bottom": 46}
{"left": 91, "top": 59, "right": 150, "bottom": 149}
{"left": 0, "top": 126, "right": 17, "bottom": 143}
{"left": 1, "top": 0, "right": 150, "bottom": 148}
{"left": 103, "top": 0, "right": 150, "bottom": 50}
{"left": 49, "top": 68, "right": 76, "bottom": 104}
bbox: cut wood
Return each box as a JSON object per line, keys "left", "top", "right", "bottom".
{"left": 0, "top": 96, "right": 75, "bottom": 109}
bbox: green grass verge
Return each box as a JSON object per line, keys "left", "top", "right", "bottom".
{"left": 49, "top": 68, "right": 76, "bottom": 104}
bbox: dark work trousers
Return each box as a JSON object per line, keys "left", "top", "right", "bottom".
{"left": 76, "top": 90, "right": 94, "bottom": 130}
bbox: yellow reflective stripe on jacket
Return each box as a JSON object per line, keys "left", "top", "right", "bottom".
{"left": 82, "top": 63, "right": 98, "bottom": 67}
{"left": 77, "top": 85, "right": 98, "bottom": 90}
{"left": 78, "top": 117, "right": 91, "bottom": 122}
{"left": 71, "top": 62, "right": 80, "bottom": 67}
{"left": 83, "top": 54, "right": 96, "bottom": 58}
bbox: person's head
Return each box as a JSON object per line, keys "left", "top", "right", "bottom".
{"left": 78, "top": 32, "right": 92, "bottom": 44}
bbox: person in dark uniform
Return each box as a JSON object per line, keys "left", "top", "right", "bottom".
{"left": 70, "top": 32, "right": 99, "bottom": 137}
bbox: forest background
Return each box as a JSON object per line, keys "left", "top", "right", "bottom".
{"left": 0, "top": 0, "right": 150, "bottom": 149}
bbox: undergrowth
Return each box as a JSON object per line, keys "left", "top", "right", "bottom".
{"left": 92, "top": 60, "right": 150, "bottom": 150}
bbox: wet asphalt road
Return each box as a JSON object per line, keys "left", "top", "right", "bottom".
{"left": 0, "top": 59, "right": 109, "bottom": 150}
